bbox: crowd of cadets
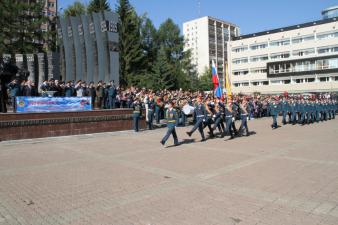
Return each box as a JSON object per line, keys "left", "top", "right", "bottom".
{"left": 268, "top": 96, "right": 337, "bottom": 129}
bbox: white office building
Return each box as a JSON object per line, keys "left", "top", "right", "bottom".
{"left": 228, "top": 9, "right": 338, "bottom": 94}
{"left": 183, "top": 16, "right": 239, "bottom": 87}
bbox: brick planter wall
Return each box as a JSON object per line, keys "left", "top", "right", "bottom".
{"left": 0, "top": 109, "right": 146, "bottom": 141}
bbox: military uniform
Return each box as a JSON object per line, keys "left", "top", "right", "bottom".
{"left": 132, "top": 100, "right": 142, "bottom": 132}
{"left": 161, "top": 107, "right": 179, "bottom": 146}
{"left": 238, "top": 102, "right": 250, "bottom": 136}
{"left": 269, "top": 100, "right": 280, "bottom": 129}
{"left": 280, "top": 99, "right": 289, "bottom": 125}
{"left": 186, "top": 101, "right": 207, "bottom": 141}
{"left": 147, "top": 97, "right": 155, "bottom": 130}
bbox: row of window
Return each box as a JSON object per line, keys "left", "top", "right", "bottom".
{"left": 233, "top": 76, "right": 338, "bottom": 87}
{"left": 233, "top": 68, "right": 267, "bottom": 76}
{"left": 232, "top": 45, "right": 338, "bottom": 64}
{"left": 232, "top": 31, "right": 338, "bottom": 52}
{"left": 269, "top": 57, "right": 338, "bottom": 74}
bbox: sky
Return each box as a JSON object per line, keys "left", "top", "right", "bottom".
{"left": 58, "top": 0, "right": 338, "bottom": 35}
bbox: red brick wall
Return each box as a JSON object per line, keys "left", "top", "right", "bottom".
{"left": 0, "top": 109, "right": 146, "bottom": 141}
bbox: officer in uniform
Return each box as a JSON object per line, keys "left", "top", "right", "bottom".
{"left": 186, "top": 97, "right": 207, "bottom": 142}
{"left": 315, "top": 99, "right": 321, "bottom": 123}
{"left": 280, "top": 96, "right": 289, "bottom": 125}
{"left": 160, "top": 101, "right": 179, "bottom": 146}
{"left": 224, "top": 101, "right": 235, "bottom": 139}
{"left": 238, "top": 99, "right": 250, "bottom": 136}
{"left": 212, "top": 98, "right": 226, "bottom": 137}
{"left": 146, "top": 95, "right": 155, "bottom": 130}
{"left": 132, "top": 97, "right": 142, "bottom": 132}
{"left": 298, "top": 98, "right": 306, "bottom": 125}
{"left": 107, "top": 80, "right": 117, "bottom": 109}
{"left": 289, "top": 98, "right": 297, "bottom": 125}
{"left": 8, "top": 79, "right": 20, "bottom": 113}
{"left": 204, "top": 97, "right": 215, "bottom": 138}
{"left": 269, "top": 97, "right": 280, "bottom": 129}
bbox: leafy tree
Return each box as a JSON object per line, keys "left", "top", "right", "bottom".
{"left": 140, "top": 17, "right": 158, "bottom": 74}
{"left": 87, "top": 0, "right": 110, "bottom": 14}
{"left": 0, "top": 0, "right": 47, "bottom": 54}
{"left": 63, "top": 1, "right": 87, "bottom": 17}
{"left": 117, "top": 0, "right": 145, "bottom": 88}
{"left": 152, "top": 47, "right": 175, "bottom": 90}
{"left": 198, "top": 67, "right": 213, "bottom": 91}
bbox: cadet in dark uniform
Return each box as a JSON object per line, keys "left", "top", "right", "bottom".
{"left": 224, "top": 101, "right": 235, "bottom": 139}
{"left": 269, "top": 97, "right": 280, "bottom": 129}
{"left": 132, "top": 97, "right": 142, "bottom": 132}
{"left": 147, "top": 95, "right": 155, "bottom": 130}
{"left": 289, "top": 98, "right": 297, "bottom": 125}
{"left": 298, "top": 99, "right": 306, "bottom": 125}
{"left": 280, "top": 96, "right": 289, "bottom": 125}
{"left": 186, "top": 97, "right": 207, "bottom": 141}
{"left": 238, "top": 99, "right": 250, "bottom": 136}
{"left": 8, "top": 79, "right": 20, "bottom": 113}
{"left": 107, "top": 80, "right": 117, "bottom": 109}
{"left": 160, "top": 101, "right": 179, "bottom": 146}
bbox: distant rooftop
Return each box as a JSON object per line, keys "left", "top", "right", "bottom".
{"left": 233, "top": 16, "right": 338, "bottom": 41}
{"left": 184, "top": 16, "right": 238, "bottom": 28}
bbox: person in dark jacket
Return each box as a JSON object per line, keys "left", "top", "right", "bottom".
{"left": 8, "top": 79, "right": 20, "bottom": 112}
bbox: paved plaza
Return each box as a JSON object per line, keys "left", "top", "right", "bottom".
{"left": 0, "top": 118, "right": 338, "bottom": 225}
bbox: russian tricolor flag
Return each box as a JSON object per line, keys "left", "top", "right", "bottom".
{"left": 212, "top": 60, "right": 222, "bottom": 98}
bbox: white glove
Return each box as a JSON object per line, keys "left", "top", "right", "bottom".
{"left": 203, "top": 119, "right": 206, "bottom": 122}
{"left": 232, "top": 117, "right": 235, "bottom": 122}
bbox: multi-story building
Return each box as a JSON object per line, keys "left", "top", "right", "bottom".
{"left": 183, "top": 16, "right": 239, "bottom": 88}
{"left": 228, "top": 9, "right": 338, "bottom": 94}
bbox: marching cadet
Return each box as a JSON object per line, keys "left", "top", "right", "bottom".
{"left": 186, "top": 97, "right": 207, "bottom": 142}
{"left": 146, "top": 95, "right": 155, "bottom": 130}
{"left": 238, "top": 98, "right": 250, "bottom": 136}
{"left": 160, "top": 101, "right": 179, "bottom": 146}
{"left": 224, "top": 100, "right": 235, "bottom": 139}
{"left": 204, "top": 97, "right": 215, "bottom": 138}
{"left": 315, "top": 99, "right": 321, "bottom": 123}
{"left": 269, "top": 97, "right": 280, "bottom": 129}
{"left": 289, "top": 98, "right": 297, "bottom": 125}
{"left": 310, "top": 100, "right": 316, "bottom": 123}
{"left": 280, "top": 96, "right": 289, "bottom": 125}
{"left": 231, "top": 98, "right": 239, "bottom": 135}
{"left": 212, "top": 98, "right": 226, "bottom": 137}
{"left": 132, "top": 97, "right": 142, "bottom": 132}
{"left": 298, "top": 98, "right": 306, "bottom": 125}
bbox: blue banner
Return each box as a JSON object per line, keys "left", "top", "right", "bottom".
{"left": 16, "top": 97, "right": 92, "bottom": 113}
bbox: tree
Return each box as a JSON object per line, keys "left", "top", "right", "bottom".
{"left": 117, "top": 0, "right": 145, "bottom": 88}
{"left": 151, "top": 47, "right": 175, "bottom": 90}
{"left": 0, "top": 0, "right": 47, "bottom": 54}
{"left": 198, "top": 67, "right": 213, "bottom": 91}
{"left": 63, "top": 1, "right": 87, "bottom": 17}
{"left": 87, "top": 0, "right": 110, "bottom": 14}
{"left": 140, "top": 17, "right": 158, "bottom": 74}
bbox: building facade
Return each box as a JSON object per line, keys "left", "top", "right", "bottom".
{"left": 57, "top": 11, "right": 119, "bottom": 84}
{"left": 183, "top": 16, "right": 239, "bottom": 88}
{"left": 228, "top": 14, "right": 338, "bottom": 94}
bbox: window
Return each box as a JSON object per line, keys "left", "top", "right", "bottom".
{"left": 250, "top": 55, "right": 268, "bottom": 62}
{"left": 270, "top": 52, "right": 290, "bottom": 60}
{"left": 234, "top": 83, "right": 240, "bottom": 87}
{"left": 270, "top": 80, "right": 281, "bottom": 85}
{"left": 262, "top": 81, "right": 269, "bottom": 85}
{"left": 233, "top": 70, "right": 249, "bottom": 76}
{"left": 292, "top": 35, "right": 314, "bottom": 44}
{"left": 292, "top": 48, "right": 315, "bottom": 57}
{"left": 252, "top": 82, "right": 260, "bottom": 86}
{"left": 317, "top": 45, "right": 338, "bottom": 54}
{"left": 242, "top": 82, "right": 249, "bottom": 86}
{"left": 317, "top": 31, "right": 338, "bottom": 40}
{"left": 295, "top": 79, "right": 304, "bottom": 83}
{"left": 250, "top": 42, "right": 268, "bottom": 50}
{"left": 282, "top": 80, "right": 291, "bottom": 84}
{"left": 334, "top": 76, "right": 338, "bottom": 81}
{"left": 306, "top": 78, "right": 315, "bottom": 83}
{"left": 270, "top": 39, "right": 290, "bottom": 47}
{"left": 250, "top": 67, "right": 267, "bottom": 74}
{"left": 319, "top": 77, "right": 330, "bottom": 82}
{"left": 232, "top": 57, "right": 248, "bottom": 64}
{"left": 232, "top": 46, "right": 248, "bottom": 53}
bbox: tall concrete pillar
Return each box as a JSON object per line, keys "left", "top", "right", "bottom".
{"left": 26, "top": 54, "right": 37, "bottom": 83}
{"left": 37, "top": 53, "right": 46, "bottom": 92}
